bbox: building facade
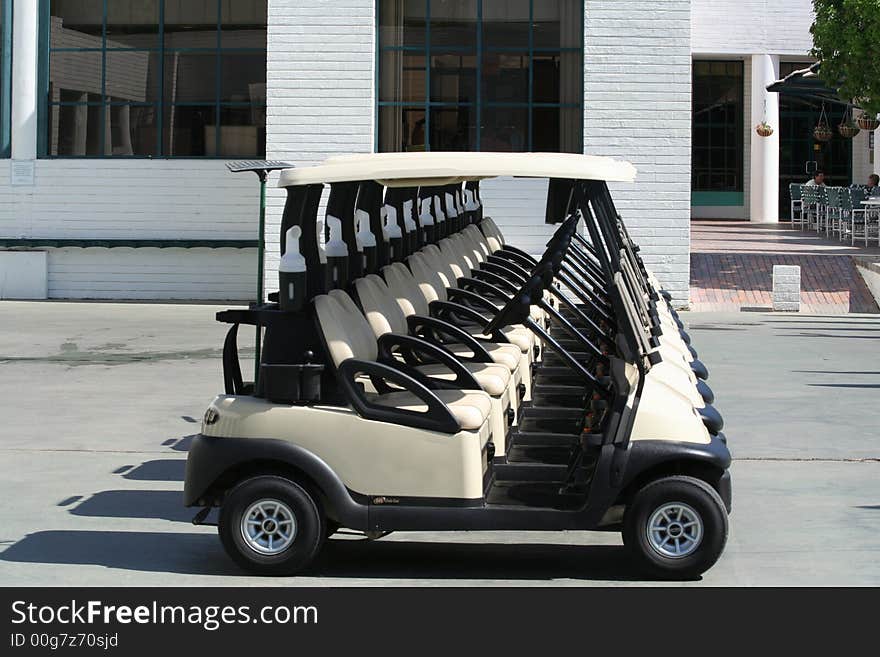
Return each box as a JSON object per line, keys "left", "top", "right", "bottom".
{"left": 0, "top": 1, "right": 876, "bottom": 306}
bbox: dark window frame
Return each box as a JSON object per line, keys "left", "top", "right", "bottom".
{"left": 691, "top": 59, "right": 744, "bottom": 194}
{"left": 376, "top": 0, "right": 585, "bottom": 153}
{"left": 0, "top": 0, "right": 12, "bottom": 158}
{"left": 38, "top": 0, "right": 267, "bottom": 159}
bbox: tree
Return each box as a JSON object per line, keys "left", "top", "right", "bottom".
{"left": 811, "top": 0, "right": 880, "bottom": 117}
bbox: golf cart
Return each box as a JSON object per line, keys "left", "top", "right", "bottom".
{"left": 184, "top": 152, "right": 731, "bottom": 579}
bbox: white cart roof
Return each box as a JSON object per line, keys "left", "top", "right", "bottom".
{"left": 277, "top": 152, "right": 637, "bottom": 188}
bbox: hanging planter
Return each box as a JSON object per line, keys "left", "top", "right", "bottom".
{"left": 814, "top": 124, "right": 833, "bottom": 141}
{"left": 857, "top": 112, "right": 880, "bottom": 131}
{"left": 838, "top": 122, "right": 860, "bottom": 138}
{"left": 755, "top": 122, "right": 774, "bottom": 137}
{"left": 814, "top": 103, "right": 833, "bottom": 142}
{"left": 755, "top": 98, "right": 773, "bottom": 137}
{"left": 838, "top": 106, "right": 861, "bottom": 138}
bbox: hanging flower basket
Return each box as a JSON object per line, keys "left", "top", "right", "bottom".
{"left": 755, "top": 122, "right": 774, "bottom": 137}
{"left": 813, "top": 124, "right": 833, "bottom": 142}
{"left": 856, "top": 113, "right": 880, "bottom": 131}
{"left": 838, "top": 122, "right": 860, "bottom": 138}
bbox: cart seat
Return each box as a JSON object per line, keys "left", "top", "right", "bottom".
{"left": 314, "top": 291, "right": 494, "bottom": 436}
{"left": 354, "top": 275, "right": 513, "bottom": 396}
{"left": 408, "top": 250, "right": 534, "bottom": 353}
{"left": 382, "top": 262, "right": 523, "bottom": 374}
{"left": 368, "top": 389, "right": 492, "bottom": 431}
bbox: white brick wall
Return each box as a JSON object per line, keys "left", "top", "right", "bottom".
{"left": 584, "top": 0, "right": 693, "bottom": 305}
{"left": 0, "top": 159, "right": 257, "bottom": 300}
{"left": 692, "top": 0, "right": 814, "bottom": 56}
{"left": 264, "top": 0, "right": 375, "bottom": 281}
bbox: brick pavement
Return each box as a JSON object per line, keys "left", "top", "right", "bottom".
{"left": 689, "top": 221, "right": 879, "bottom": 313}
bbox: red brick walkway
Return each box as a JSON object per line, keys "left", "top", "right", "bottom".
{"left": 689, "top": 221, "right": 879, "bottom": 313}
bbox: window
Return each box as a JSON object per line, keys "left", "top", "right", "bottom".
{"left": 378, "top": 0, "right": 583, "bottom": 153}
{"left": 42, "top": 0, "right": 267, "bottom": 157}
{"left": 692, "top": 60, "right": 744, "bottom": 198}
{"left": 0, "top": 0, "right": 11, "bottom": 157}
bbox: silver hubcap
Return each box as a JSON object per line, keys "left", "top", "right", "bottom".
{"left": 241, "top": 499, "right": 297, "bottom": 555}
{"left": 647, "top": 502, "right": 703, "bottom": 558}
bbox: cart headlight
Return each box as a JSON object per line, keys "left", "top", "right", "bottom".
{"left": 203, "top": 407, "right": 219, "bottom": 426}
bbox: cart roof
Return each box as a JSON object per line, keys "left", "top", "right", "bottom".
{"left": 277, "top": 152, "right": 637, "bottom": 188}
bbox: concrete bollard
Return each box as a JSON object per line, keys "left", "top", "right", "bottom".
{"left": 772, "top": 265, "right": 801, "bottom": 311}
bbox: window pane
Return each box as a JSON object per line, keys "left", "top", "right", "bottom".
{"left": 105, "top": 0, "right": 159, "bottom": 49}
{"left": 108, "top": 103, "right": 159, "bottom": 155}
{"left": 379, "top": 0, "right": 427, "bottom": 48}
{"left": 220, "top": 52, "right": 265, "bottom": 103}
{"left": 533, "top": 0, "right": 581, "bottom": 49}
{"left": 49, "top": 50, "right": 103, "bottom": 98}
{"left": 692, "top": 60, "right": 743, "bottom": 192}
{"left": 430, "top": 106, "right": 476, "bottom": 150}
{"left": 430, "top": 0, "right": 477, "bottom": 48}
{"left": 533, "top": 106, "right": 581, "bottom": 153}
{"left": 164, "top": 0, "right": 218, "bottom": 48}
{"left": 49, "top": 0, "right": 104, "bottom": 44}
{"left": 221, "top": 0, "right": 267, "bottom": 49}
{"left": 164, "top": 53, "right": 217, "bottom": 104}
{"left": 430, "top": 52, "right": 476, "bottom": 103}
{"left": 164, "top": 105, "right": 216, "bottom": 156}
{"left": 378, "top": 105, "right": 426, "bottom": 152}
{"left": 46, "top": 103, "right": 103, "bottom": 155}
{"left": 481, "top": 106, "right": 528, "bottom": 152}
{"left": 380, "top": 51, "right": 426, "bottom": 103}
{"left": 105, "top": 50, "right": 159, "bottom": 104}
{"left": 533, "top": 54, "right": 561, "bottom": 103}
{"left": 482, "top": 52, "right": 529, "bottom": 103}
{"left": 481, "top": 0, "right": 529, "bottom": 48}
{"left": 218, "top": 105, "right": 265, "bottom": 157}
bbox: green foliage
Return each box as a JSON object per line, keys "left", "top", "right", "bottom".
{"left": 811, "top": 0, "right": 880, "bottom": 117}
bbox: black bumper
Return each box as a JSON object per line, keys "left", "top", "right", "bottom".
{"left": 184, "top": 433, "right": 369, "bottom": 529}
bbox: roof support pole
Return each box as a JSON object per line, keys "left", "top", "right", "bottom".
{"left": 750, "top": 54, "right": 781, "bottom": 223}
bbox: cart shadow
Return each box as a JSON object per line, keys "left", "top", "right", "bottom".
{"left": 312, "top": 537, "right": 651, "bottom": 582}
{"left": 0, "top": 530, "right": 659, "bottom": 582}
{"left": 68, "top": 490, "right": 191, "bottom": 522}
{"left": 0, "top": 530, "right": 238, "bottom": 576}
{"left": 116, "top": 459, "right": 186, "bottom": 481}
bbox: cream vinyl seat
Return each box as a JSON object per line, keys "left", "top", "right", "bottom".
{"left": 314, "top": 291, "right": 494, "bottom": 442}
{"left": 382, "top": 262, "right": 523, "bottom": 377}
{"left": 353, "top": 274, "right": 515, "bottom": 451}
{"left": 409, "top": 248, "right": 534, "bottom": 354}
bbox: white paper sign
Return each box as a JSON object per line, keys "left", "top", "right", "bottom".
{"left": 11, "top": 160, "right": 35, "bottom": 186}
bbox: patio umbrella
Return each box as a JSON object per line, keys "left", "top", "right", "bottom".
{"left": 766, "top": 62, "right": 853, "bottom": 107}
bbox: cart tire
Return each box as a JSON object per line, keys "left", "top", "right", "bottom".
{"left": 219, "top": 475, "right": 325, "bottom": 576}
{"left": 623, "top": 475, "right": 728, "bottom": 580}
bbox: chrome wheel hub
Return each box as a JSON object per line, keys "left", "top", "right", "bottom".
{"left": 241, "top": 499, "right": 297, "bottom": 555}
{"left": 647, "top": 502, "right": 703, "bottom": 558}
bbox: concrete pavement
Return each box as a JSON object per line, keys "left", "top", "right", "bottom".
{"left": 0, "top": 302, "right": 878, "bottom": 585}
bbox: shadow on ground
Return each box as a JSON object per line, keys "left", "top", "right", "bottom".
{"left": 0, "top": 530, "right": 648, "bottom": 582}
{"left": 116, "top": 459, "right": 186, "bottom": 481}
{"left": 68, "top": 490, "right": 191, "bottom": 522}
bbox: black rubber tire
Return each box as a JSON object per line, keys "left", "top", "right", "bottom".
{"left": 219, "top": 475, "right": 325, "bottom": 576}
{"left": 623, "top": 475, "right": 728, "bottom": 580}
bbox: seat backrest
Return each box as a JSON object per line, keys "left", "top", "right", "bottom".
{"left": 382, "top": 262, "right": 431, "bottom": 317}
{"left": 407, "top": 250, "right": 449, "bottom": 304}
{"left": 450, "top": 232, "right": 482, "bottom": 268}
{"left": 463, "top": 224, "right": 492, "bottom": 259}
{"left": 314, "top": 290, "right": 379, "bottom": 366}
{"left": 826, "top": 186, "right": 839, "bottom": 208}
{"left": 481, "top": 218, "right": 505, "bottom": 252}
{"left": 438, "top": 238, "right": 471, "bottom": 280}
{"left": 354, "top": 274, "right": 409, "bottom": 337}
{"left": 789, "top": 183, "right": 802, "bottom": 201}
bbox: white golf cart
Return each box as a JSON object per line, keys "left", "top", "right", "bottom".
{"left": 184, "top": 152, "right": 731, "bottom": 579}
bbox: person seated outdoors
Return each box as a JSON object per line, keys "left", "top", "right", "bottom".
{"left": 805, "top": 170, "right": 826, "bottom": 187}
{"left": 866, "top": 174, "right": 880, "bottom": 196}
